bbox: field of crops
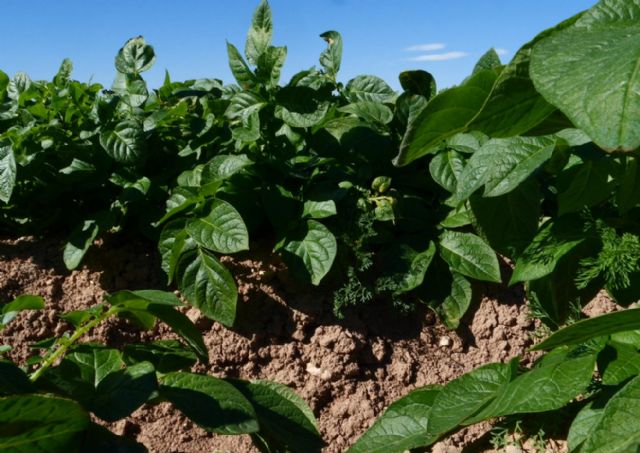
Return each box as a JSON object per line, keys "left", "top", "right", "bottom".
{"left": 1, "top": 0, "right": 639, "bottom": 451}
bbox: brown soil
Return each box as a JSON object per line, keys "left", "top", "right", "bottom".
{"left": 0, "top": 234, "right": 564, "bottom": 452}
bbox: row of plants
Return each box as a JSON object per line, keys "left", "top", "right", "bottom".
{"left": 1, "top": 0, "right": 639, "bottom": 451}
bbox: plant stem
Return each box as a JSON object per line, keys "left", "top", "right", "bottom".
{"left": 30, "top": 306, "right": 120, "bottom": 382}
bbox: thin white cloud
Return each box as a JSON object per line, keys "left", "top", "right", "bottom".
{"left": 404, "top": 43, "right": 446, "bottom": 52}
{"left": 408, "top": 51, "right": 469, "bottom": 62}
{"left": 495, "top": 48, "right": 509, "bottom": 56}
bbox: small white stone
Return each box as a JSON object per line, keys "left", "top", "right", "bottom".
{"left": 306, "top": 363, "right": 332, "bottom": 380}
{"left": 439, "top": 336, "right": 452, "bottom": 347}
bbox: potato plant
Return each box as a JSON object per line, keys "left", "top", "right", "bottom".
{"left": 0, "top": 292, "right": 323, "bottom": 452}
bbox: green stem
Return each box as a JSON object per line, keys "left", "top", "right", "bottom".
{"left": 29, "top": 306, "right": 120, "bottom": 382}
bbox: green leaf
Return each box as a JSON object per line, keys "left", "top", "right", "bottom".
{"left": 581, "top": 375, "right": 640, "bottom": 452}
{"left": 454, "top": 136, "right": 555, "bottom": 202}
{"left": 1, "top": 295, "right": 44, "bottom": 328}
{"left": 319, "top": 31, "right": 342, "bottom": 79}
{"left": 534, "top": 309, "right": 640, "bottom": 351}
{"left": 395, "top": 69, "right": 498, "bottom": 166}
{"left": 0, "top": 360, "right": 34, "bottom": 395}
{"left": 470, "top": 178, "right": 541, "bottom": 256}
{"left": 347, "top": 386, "right": 442, "bottom": 453}
{"left": 0, "top": 395, "right": 89, "bottom": 452}
{"left": 186, "top": 199, "right": 249, "bottom": 254}
{"left": 245, "top": 0, "right": 273, "bottom": 65}
{"left": 600, "top": 342, "right": 640, "bottom": 386}
{"left": 339, "top": 101, "right": 393, "bottom": 126}
{"left": 429, "top": 150, "right": 464, "bottom": 193}
{"left": 123, "top": 340, "right": 197, "bottom": 374}
{"left": 225, "top": 92, "right": 266, "bottom": 121}
{"left": 568, "top": 400, "right": 604, "bottom": 452}
{"left": 275, "top": 86, "right": 329, "bottom": 128}
{"left": 388, "top": 242, "right": 437, "bottom": 295}
{"left": 160, "top": 372, "right": 258, "bottom": 434}
{"left": 530, "top": 0, "right": 640, "bottom": 152}
{"left": 282, "top": 220, "right": 337, "bottom": 286}
{"left": 63, "top": 219, "right": 99, "bottom": 270}
{"left": 91, "top": 361, "right": 156, "bottom": 421}
{"left": 345, "top": 75, "right": 396, "bottom": 104}
{"left": 466, "top": 348, "right": 595, "bottom": 422}
{"left": 227, "top": 42, "right": 257, "bottom": 90}
{"left": 231, "top": 380, "right": 324, "bottom": 453}
{"left": 440, "top": 273, "right": 473, "bottom": 330}
{"left": 99, "top": 119, "right": 145, "bottom": 164}
{"left": 472, "top": 48, "right": 501, "bottom": 74}
{"left": 617, "top": 156, "right": 640, "bottom": 214}
{"left": 398, "top": 70, "right": 436, "bottom": 99}
{"left": 179, "top": 249, "right": 237, "bottom": 326}
{"left": 302, "top": 200, "right": 337, "bottom": 219}
{"left": 439, "top": 231, "right": 501, "bottom": 283}
{"left": 0, "top": 139, "right": 16, "bottom": 203}
{"left": 510, "top": 215, "right": 586, "bottom": 284}
{"left": 256, "top": 46, "right": 287, "bottom": 88}
{"left": 115, "top": 36, "right": 156, "bottom": 75}
{"left": 557, "top": 158, "right": 615, "bottom": 215}
{"left": 202, "top": 154, "right": 253, "bottom": 183}
{"left": 468, "top": 45, "right": 556, "bottom": 137}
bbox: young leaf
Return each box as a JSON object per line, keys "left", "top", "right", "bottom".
{"left": 530, "top": 0, "right": 640, "bottom": 152}
{"left": 302, "top": 200, "right": 337, "bottom": 219}
{"left": 319, "top": 31, "right": 342, "bottom": 79}
{"left": 439, "top": 231, "right": 501, "bottom": 283}
{"left": 0, "top": 139, "right": 16, "bottom": 203}
{"left": 282, "top": 220, "right": 337, "bottom": 285}
{"left": 115, "top": 36, "right": 156, "bottom": 75}
{"left": 256, "top": 45, "right": 287, "bottom": 88}
{"left": 63, "top": 219, "right": 100, "bottom": 270}
{"left": 186, "top": 199, "right": 249, "bottom": 254}
{"left": 159, "top": 372, "right": 258, "bottom": 434}
{"left": 472, "top": 48, "right": 501, "bottom": 74}
{"left": 345, "top": 75, "right": 396, "bottom": 104}
{"left": 440, "top": 273, "right": 473, "bottom": 330}
{"left": 178, "top": 249, "right": 237, "bottom": 326}
{"left": 0, "top": 395, "right": 89, "bottom": 451}
{"left": 227, "top": 42, "right": 257, "bottom": 90}
{"left": 231, "top": 380, "right": 324, "bottom": 453}
{"left": 201, "top": 154, "right": 253, "bottom": 183}
{"left": 398, "top": 70, "right": 436, "bottom": 99}
{"left": 245, "top": 0, "right": 273, "bottom": 65}
{"left": 534, "top": 308, "right": 640, "bottom": 351}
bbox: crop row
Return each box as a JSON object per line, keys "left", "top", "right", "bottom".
{"left": 1, "top": 0, "right": 639, "bottom": 451}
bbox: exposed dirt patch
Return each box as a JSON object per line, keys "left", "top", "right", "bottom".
{"left": 1, "top": 234, "right": 558, "bottom": 452}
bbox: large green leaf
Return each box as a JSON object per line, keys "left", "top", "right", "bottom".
{"left": 600, "top": 342, "right": 640, "bottom": 386}
{"left": 256, "top": 45, "right": 287, "bottom": 88}
{"left": 347, "top": 386, "right": 442, "bottom": 453}
{"left": 99, "top": 119, "right": 145, "bottom": 164}
{"left": 179, "top": 249, "right": 237, "bottom": 326}
{"left": 581, "top": 375, "right": 640, "bottom": 452}
{"left": 282, "top": 220, "right": 337, "bottom": 285}
{"left": 339, "top": 101, "right": 393, "bottom": 126}
{"left": 556, "top": 158, "right": 615, "bottom": 215}
{"left": 534, "top": 308, "right": 640, "bottom": 351}
{"left": 225, "top": 92, "right": 266, "bottom": 121}
{"left": 245, "top": 0, "right": 273, "bottom": 65}
{"left": 159, "top": 372, "right": 258, "bottom": 434}
{"left": 472, "top": 48, "right": 501, "bottom": 74}
{"left": 0, "top": 139, "right": 16, "bottom": 203}
{"left": 115, "top": 36, "right": 156, "bottom": 75}
{"left": 530, "top": 0, "right": 640, "bottom": 152}
{"left": 186, "top": 199, "right": 249, "bottom": 254}
{"left": 439, "top": 231, "right": 501, "bottom": 283}
{"left": 429, "top": 149, "right": 465, "bottom": 193}
{"left": 454, "top": 136, "right": 555, "bottom": 202}
{"left": 345, "top": 75, "right": 396, "bottom": 104}
{"left": 0, "top": 395, "right": 89, "bottom": 452}
{"left": 231, "top": 380, "right": 324, "bottom": 453}
{"left": 395, "top": 70, "right": 498, "bottom": 166}
{"left": 202, "top": 154, "right": 253, "bottom": 183}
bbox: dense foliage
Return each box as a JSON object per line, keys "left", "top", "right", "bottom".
{"left": 1, "top": 0, "right": 639, "bottom": 451}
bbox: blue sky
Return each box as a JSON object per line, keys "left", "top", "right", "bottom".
{"left": 2, "top": 1, "right": 597, "bottom": 91}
